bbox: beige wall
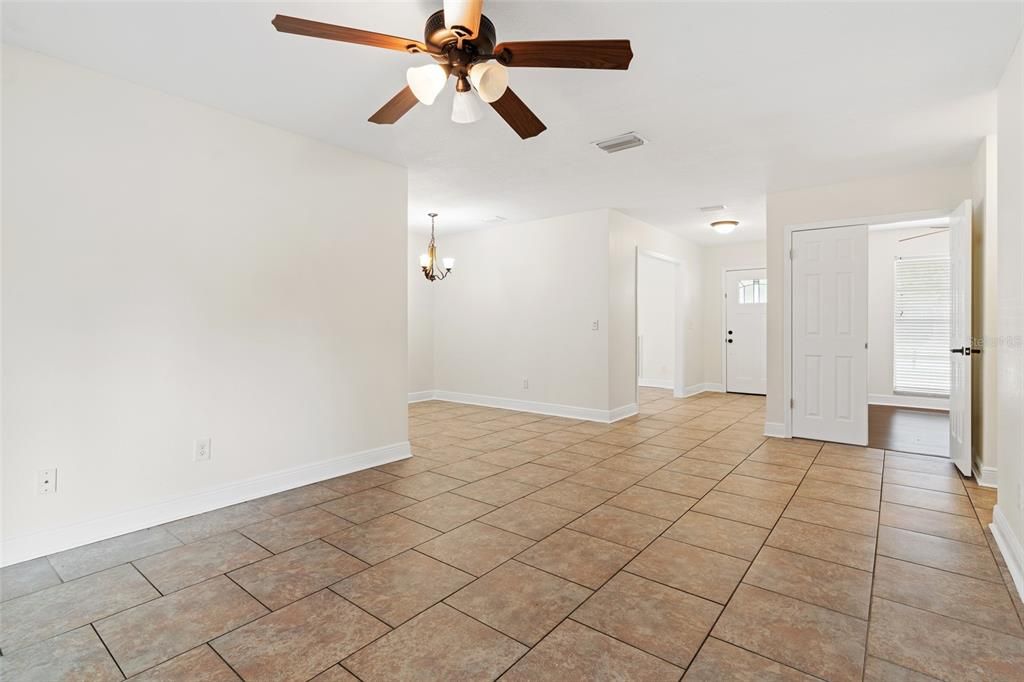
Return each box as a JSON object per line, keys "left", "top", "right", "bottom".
{"left": 2, "top": 47, "right": 409, "bottom": 563}
{"left": 765, "top": 165, "right": 972, "bottom": 430}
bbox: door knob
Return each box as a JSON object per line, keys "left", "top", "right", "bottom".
{"left": 727, "top": 339, "right": 733, "bottom": 344}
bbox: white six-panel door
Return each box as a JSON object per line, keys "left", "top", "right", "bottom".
{"left": 791, "top": 225, "right": 869, "bottom": 445}
{"left": 948, "top": 200, "right": 973, "bottom": 475}
{"left": 725, "top": 268, "right": 767, "bottom": 394}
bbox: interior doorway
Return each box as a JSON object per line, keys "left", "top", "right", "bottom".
{"left": 637, "top": 253, "right": 677, "bottom": 390}
{"left": 724, "top": 267, "right": 768, "bottom": 395}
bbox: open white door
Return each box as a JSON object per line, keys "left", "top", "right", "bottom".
{"left": 725, "top": 268, "right": 767, "bottom": 394}
{"left": 948, "top": 200, "right": 972, "bottom": 475}
{"left": 791, "top": 225, "right": 869, "bottom": 445}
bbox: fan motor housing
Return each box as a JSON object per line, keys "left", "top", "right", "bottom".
{"left": 424, "top": 10, "right": 496, "bottom": 56}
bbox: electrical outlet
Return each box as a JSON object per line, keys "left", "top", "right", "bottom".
{"left": 38, "top": 468, "right": 57, "bottom": 495}
{"left": 592, "top": 320, "right": 600, "bottom": 331}
{"left": 522, "top": 378, "right": 529, "bottom": 390}
{"left": 194, "top": 438, "right": 212, "bottom": 462}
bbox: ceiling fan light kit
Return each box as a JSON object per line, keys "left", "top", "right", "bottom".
{"left": 272, "top": 1, "right": 633, "bottom": 139}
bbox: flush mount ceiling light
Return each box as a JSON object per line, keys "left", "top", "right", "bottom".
{"left": 420, "top": 213, "right": 455, "bottom": 282}
{"left": 710, "top": 220, "right": 740, "bottom": 235}
{"left": 271, "top": 1, "right": 633, "bottom": 139}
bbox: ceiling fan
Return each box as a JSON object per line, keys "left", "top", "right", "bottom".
{"left": 271, "top": 0, "right": 633, "bottom": 139}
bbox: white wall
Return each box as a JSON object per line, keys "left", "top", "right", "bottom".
{"left": 701, "top": 241, "right": 767, "bottom": 389}
{"left": 993, "top": 31, "right": 1024, "bottom": 600}
{"left": 637, "top": 255, "right": 676, "bottom": 388}
{"left": 2, "top": 47, "right": 409, "bottom": 564}
{"left": 867, "top": 227, "right": 950, "bottom": 405}
{"left": 432, "top": 210, "right": 611, "bottom": 413}
{"left": 408, "top": 236, "right": 435, "bottom": 397}
{"left": 765, "top": 165, "right": 972, "bottom": 431}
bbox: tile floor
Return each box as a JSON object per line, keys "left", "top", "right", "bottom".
{"left": 1, "top": 388, "right": 1022, "bottom": 681}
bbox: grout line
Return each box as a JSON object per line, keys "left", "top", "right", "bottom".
{"left": 90, "top": 622, "right": 128, "bottom": 679}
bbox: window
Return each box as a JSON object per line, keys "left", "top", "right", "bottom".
{"left": 893, "top": 255, "right": 950, "bottom": 396}
{"left": 737, "top": 279, "right": 767, "bottom": 304}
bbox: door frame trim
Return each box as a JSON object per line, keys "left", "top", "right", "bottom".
{"left": 637, "top": 249, "right": 683, "bottom": 401}
{"left": 722, "top": 266, "right": 767, "bottom": 394}
{"left": 782, "top": 208, "right": 949, "bottom": 439}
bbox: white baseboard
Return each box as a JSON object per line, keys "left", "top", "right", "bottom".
{"left": 424, "top": 389, "right": 633, "bottom": 424}
{"left": 972, "top": 463, "right": 999, "bottom": 489}
{"left": 639, "top": 378, "right": 674, "bottom": 389}
{"left": 408, "top": 390, "right": 435, "bottom": 403}
{"left": 764, "top": 421, "right": 788, "bottom": 438}
{"left": 0, "top": 441, "right": 411, "bottom": 568}
{"left": 869, "top": 393, "right": 949, "bottom": 410}
{"left": 675, "top": 383, "right": 725, "bottom": 398}
{"left": 991, "top": 505, "right": 1024, "bottom": 602}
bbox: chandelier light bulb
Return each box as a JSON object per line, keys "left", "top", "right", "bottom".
{"left": 406, "top": 64, "right": 448, "bottom": 105}
{"left": 468, "top": 62, "right": 509, "bottom": 103}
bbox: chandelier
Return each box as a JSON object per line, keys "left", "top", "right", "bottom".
{"left": 419, "top": 212, "right": 455, "bottom": 282}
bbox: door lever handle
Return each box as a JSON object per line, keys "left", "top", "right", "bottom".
{"left": 950, "top": 347, "right": 966, "bottom": 354}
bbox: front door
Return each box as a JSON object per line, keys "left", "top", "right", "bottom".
{"left": 725, "top": 268, "right": 767, "bottom": 394}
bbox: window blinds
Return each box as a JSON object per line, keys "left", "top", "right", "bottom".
{"left": 893, "top": 255, "right": 951, "bottom": 396}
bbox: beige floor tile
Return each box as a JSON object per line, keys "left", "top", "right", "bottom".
{"left": 0, "top": 563, "right": 158, "bottom": 652}
{"left": 343, "top": 603, "right": 526, "bottom": 680}
{"left": 318, "top": 489, "right": 417, "bottom": 524}
{"left": 474, "top": 448, "right": 541, "bottom": 468}
{"left": 332, "top": 550, "right": 472, "bottom": 626}
{"left": 967, "top": 486, "right": 998, "bottom": 510}
{"left": 416, "top": 521, "right": 534, "bottom": 576}
{"left": 731, "top": 460, "right": 806, "bottom": 484}
{"left": 599, "top": 454, "right": 666, "bottom": 475}
{"left": 524, "top": 480, "right": 615, "bottom": 513}
{"left": 684, "top": 446, "right": 748, "bottom": 466}
{"left": 131, "top": 645, "right": 240, "bottom": 682}
{"left": 885, "top": 452, "right": 959, "bottom": 476}
{"left": 429, "top": 458, "right": 507, "bottom": 482}
{"left": 373, "top": 456, "right": 442, "bottom": 477}
{"left": 692, "top": 490, "right": 786, "bottom": 529}
{"left": 884, "top": 468, "right": 966, "bottom": 495}
{"left": 446, "top": 560, "right": 591, "bottom": 645}
{"left": 567, "top": 504, "right": 669, "bottom": 549}
{"left": 479, "top": 498, "right": 579, "bottom": 541}
{"left": 497, "top": 463, "right": 571, "bottom": 487}
{"left": 881, "top": 484, "right": 974, "bottom": 517}
{"left": 393, "top": 492, "right": 495, "bottom": 532}
{"left": 714, "top": 473, "right": 796, "bottom": 503}
{"left": 624, "top": 442, "right": 687, "bottom": 462}
{"left": 684, "top": 637, "right": 818, "bottom": 681}
{"left": 321, "top": 469, "right": 400, "bottom": 496}
{"left": 702, "top": 432, "right": 766, "bottom": 454}
{"left": 767, "top": 518, "right": 876, "bottom": 571}
{"left": 572, "top": 571, "right": 720, "bottom": 668}
{"left": 0, "top": 557, "right": 61, "bottom": 603}
{"left": 863, "top": 656, "right": 940, "bottom": 681}
{"left": 797, "top": 478, "right": 880, "bottom": 510}
{"left": 747, "top": 448, "right": 815, "bottom": 470}
{"left": 212, "top": 590, "right": 388, "bottom": 682}
{"left": 607, "top": 485, "right": 697, "bottom": 521}
{"left": 503, "top": 437, "right": 565, "bottom": 455}
{"left": 229, "top": 540, "right": 367, "bottom": 610}
{"left": 381, "top": 471, "right": 464, "bottom": 501}
{"left": 873, "top": 556, "right": 1023, "bottom": 636}
{"left": 566, "top": 467, "right": 644, "bottom": 493}
{"left": 664, "top": 456, "right": 735, "bottom": 480}
{"left": 626, "top": 537, "right": 748, "bottom": 603}
{"left": 241, "top": 507, "right": 353, "bottom": 553}
{"left": 500, "top": 619, "right": 682, "bottom": 681}
{"left": 745, "top": 546, "right": 872, "bottom": 618}
{"left": 531, "top": 450, "right": 604, "bottom": 472}
{"left": 163, "top": 502, "right": 272, "bottom": 545}
{"left": 807, "top": 463, "right": 882, "bottom": 490}
{"left": 867, "top": 597, "right": 1024, "bottom": 681}
{"left": 134, "top": 531, "right": 269, "bottom": 594}
{"left": 0, "top": 626, "right": 123, "bottom": 682}
{"left": 412, "top": 444, "right": 479, "bottom": 463}
{"left": 248, "top": 484, "right": 342, "bottom": 517}
{"left": 311, "top": 665, "right": 360, "bottom": 682}
{"left": 324, "top": 514, "right": 439, "bottom": 565}
{"left": 783, "top": 496, "right": 879, "bottom": 537}
{"left": 880, "top": 501, "right": 986, "bottom": 544}
{"left": 47, "top": 527, "right": 182, "bottom": 582}
{"left": 712, "top": 584, "right": 866, "bottom": 682}
{"left": 564, "top": 440, "right": 628, "bottom": 458}
{"left": 452, "top": 476, "right": 538, "bottom": 506}
{"left": 516, "top": 528, "right": 636, "bottom": 589}
{"left": 639, "top": 470, "right": 718, "bottom": 497}
{"left": 95, "top": 576, "right": 267, "bottom": 676}
{"left": 821, "top": 443, "right": 883, "bottom": 459}
{"left": 876, "top": 526, "right": 1003, "bottom": 583}
{"left": 664, "top": 511, "right": 769, "bottom": 561}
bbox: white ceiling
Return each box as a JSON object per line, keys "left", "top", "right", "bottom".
{"left": 4, "top": 1, "right": 1021, "bottom": 243}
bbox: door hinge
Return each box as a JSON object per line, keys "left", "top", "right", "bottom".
{"left": 789, "top": 248, "right": 794, "bottom": 260}
{"left": 790, "top": 398, "right": 794, "bottom": 408}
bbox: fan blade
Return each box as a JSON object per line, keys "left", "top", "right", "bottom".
{"left": 272, "top": 15, "right": 429, "bottom": 53}
{"left": 494, "top": 40, "right": 633, "bottom": 69}
{"left": 489, "top": 88, "right": 546, "bottom": 139}
{"left": 443, "top": 0, "right": 483, "bottom": 38}
{"left": 369, "top": 86, "right": 419, "bottom": 124}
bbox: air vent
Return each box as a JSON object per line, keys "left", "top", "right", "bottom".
{"left": 593, "top": 132, "right": 646, "bottom": 154}
{"left": 699, "top": 205, "right": 727, "bottom": 213}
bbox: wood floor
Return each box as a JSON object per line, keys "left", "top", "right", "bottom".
{"left": 868, "top": 405, "right": 949, "bottom": 457}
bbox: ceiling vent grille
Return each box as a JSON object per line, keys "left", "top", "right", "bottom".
{"left": 593, "top": 132, "right": 646, "bottom": 154}
{"left": 699, "top": 205, "right": 727, "bottom": 214}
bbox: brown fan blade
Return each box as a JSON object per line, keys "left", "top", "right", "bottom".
{"left": 494, "top": 40, "right": 633, "bottom": 69}
{"left": 489, "top": 88, "right": 546, "bottom": 139}
{"left": 368, "top": 86, "right": 419, "bottom": 125}
{"left": 272, "top": 15, "right": 429, "bottom": 53}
